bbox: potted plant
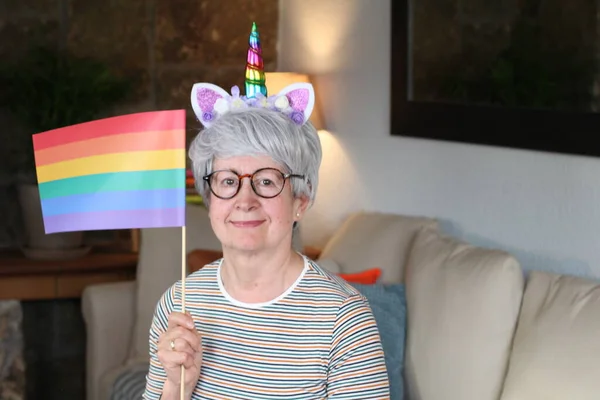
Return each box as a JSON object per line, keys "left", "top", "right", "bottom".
{"left": 0, "top": 45, "right": 134, "bottom": 256}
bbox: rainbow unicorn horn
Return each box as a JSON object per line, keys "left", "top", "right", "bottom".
{"left": 245, "top": 22, "right": 267, "bottom": 98}
{"left": 190, "top": 21, "right": 316, "bottom": 127}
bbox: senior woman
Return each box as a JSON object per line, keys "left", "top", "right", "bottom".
{"left": 142, "top": 79, "right": 389, "bottom": 398}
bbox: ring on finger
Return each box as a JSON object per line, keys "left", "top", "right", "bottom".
{"left": 170, "top": 339, "right": 175, "bottom": 350}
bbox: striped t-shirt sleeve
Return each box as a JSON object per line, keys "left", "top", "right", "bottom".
{"left": 328, "top": 293, "right": 390, "bottom": 399}
{"left": 142, "top": 283, "right": 177, "bottom": 399}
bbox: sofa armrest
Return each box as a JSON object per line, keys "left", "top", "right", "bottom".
{"left": 81, "top": 280, "right": 136, "bottom": 400}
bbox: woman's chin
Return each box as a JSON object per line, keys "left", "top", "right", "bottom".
{"left": 224, "top": 237, "right": 266, "bottom": 252}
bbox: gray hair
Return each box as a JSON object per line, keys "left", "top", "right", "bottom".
{"left": 188, "top": 107, "right": 322, "bottom": 209}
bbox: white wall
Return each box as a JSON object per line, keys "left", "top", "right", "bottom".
{"left": 279, "top": 0, "right": 600, "bottom": 280}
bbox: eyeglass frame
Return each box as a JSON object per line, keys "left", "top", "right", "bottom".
{"left": 202, "top": 167, "right": 306, "bottom": 199}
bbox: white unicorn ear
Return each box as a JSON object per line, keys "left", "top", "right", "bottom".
{"left": 275, "top": 83, "right": 315, "bottom": 125}
{"left": 190, "top": 83, "right": 230, "bottom": 127}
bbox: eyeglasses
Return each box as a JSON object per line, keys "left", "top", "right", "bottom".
{"left": 202, "top": 167, "right": 305, "bottom": 199}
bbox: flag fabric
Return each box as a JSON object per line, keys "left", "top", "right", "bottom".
{"left": 32, "top": 110, "right": 187, "bottom": 234}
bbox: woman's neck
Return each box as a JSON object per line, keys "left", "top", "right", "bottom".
{"left": 220, "top": 247, "right": 304, "bottom": 303}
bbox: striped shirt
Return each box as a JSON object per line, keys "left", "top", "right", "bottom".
{"left": 143, "top": 255, "right": 390, "bottom": 399}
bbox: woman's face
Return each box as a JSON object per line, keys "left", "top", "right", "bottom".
{"left": 207, "top": 155, "right": 308, "bottom": 253}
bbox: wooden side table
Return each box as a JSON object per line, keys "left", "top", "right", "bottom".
{"left": 0, "top": 250, "right": 138, "bottom": 300}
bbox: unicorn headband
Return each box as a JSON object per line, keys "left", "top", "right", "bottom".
{"left": 190, "top": 22, "right": 315, "bottom": 128}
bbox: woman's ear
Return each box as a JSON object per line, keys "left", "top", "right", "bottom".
{"left": 294, "top": 194, "right": 310, "bottom": 220}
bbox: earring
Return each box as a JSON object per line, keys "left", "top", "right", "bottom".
{"left": 296, "top": 212, "right": 300, "bottom": 218}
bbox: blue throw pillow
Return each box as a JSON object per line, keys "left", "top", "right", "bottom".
{"left": 350, "top": 283, "right": 406, "bottom": 400}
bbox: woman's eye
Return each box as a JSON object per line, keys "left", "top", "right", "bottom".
{"left": 259, "top": 179, "right": 272, "bottom": 186}
{"left": 222, "top": 179, "right": 236, "bottom": 186}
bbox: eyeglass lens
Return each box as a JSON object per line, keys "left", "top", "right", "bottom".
{"left": 209, "top": 169, "right": 286, "bottom": 198}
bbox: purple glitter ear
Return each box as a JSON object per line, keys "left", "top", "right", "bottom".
{"left": 196, "top": 88, "right": 223, "bottom": 114}
{"left": 286, "top": 89, "right": 309, "bottom": 111}
{"left": 191, "top": 83, "right": 232, "bottom": 126}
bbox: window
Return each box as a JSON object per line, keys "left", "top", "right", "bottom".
{"left": 391, "top": 0, "right": 600, "bottom": 158}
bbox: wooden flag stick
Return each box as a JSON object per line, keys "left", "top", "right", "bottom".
{"left": 181, "top": 225, "right": 186, "bottom": 400}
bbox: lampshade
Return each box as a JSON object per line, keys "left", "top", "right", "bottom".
{"left": 265, "top": 72, "right": 324, "bottom": 130}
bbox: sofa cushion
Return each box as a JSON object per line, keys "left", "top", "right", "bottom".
{"left": 318, "top": 211, "right": 438, "bottom": 283}
{"left": 130, "top": 204, "right": 222, "bottom": 359}
{"left": 350, "top": 283, "right": 406, "bottom": 400}
{"left": 404, "top": 227, "right": 524, "bottom": 400}
{"left": 500, "top": 271, "right": 600, "bottom": 400}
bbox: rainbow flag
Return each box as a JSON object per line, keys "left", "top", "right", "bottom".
{"left": 32, "top": 110, "right": 187, "bottom": 234}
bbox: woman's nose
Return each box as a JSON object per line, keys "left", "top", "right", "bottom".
{"left": 234, "top": 178, "right": 260, "bottom": 209}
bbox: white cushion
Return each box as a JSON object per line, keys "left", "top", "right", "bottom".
{"left": 318, "top": 211, "right": 438, "bottom": 283}
{"left": 404, "top": 227, "right": 524, "bottom": 400}
{"left": 129, "top": 204, "right": 221, "bottom": 359}
{"left": 500, "top": 270, "right": 600, "bottom": 400}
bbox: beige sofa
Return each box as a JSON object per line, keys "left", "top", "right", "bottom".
{"left": 82, "top": 208, "right": 600, "bottom": 400}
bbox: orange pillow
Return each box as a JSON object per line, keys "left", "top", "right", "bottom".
{"left": 337, "top": 268, "right": 381, "bottom": 284}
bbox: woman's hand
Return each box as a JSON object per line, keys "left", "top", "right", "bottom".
{"left": 157, "top": 311, "right": 203, "bottom": 398}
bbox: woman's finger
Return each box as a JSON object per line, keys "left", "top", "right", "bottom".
{"left": 164, "top": 326, "right": 202, "bottom": 352}
{"left": 182, "top": 352, "right": 196, "bottom": 369}
{"left": 160, "top": 349, "right": 195, "bottom": 370}
{"left": 167, "top": 311, "right": 195, "bottom": 330}
{"left": 169, "top": 337, "right": 195, "bottom": 355}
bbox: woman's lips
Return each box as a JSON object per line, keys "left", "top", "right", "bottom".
{"left": 230, "top": 220, "right": 265, "bottom": 228}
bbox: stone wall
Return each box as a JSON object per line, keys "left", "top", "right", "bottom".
{"left": 0, "top": 0, "right": 279, "bottom": 248}
{"left": 0, "top": 1, "right": 279, "bottom": 398}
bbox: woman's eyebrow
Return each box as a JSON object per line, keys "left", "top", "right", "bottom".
{"left": 214, "top": 168, "right": 240, "bottom": 174}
